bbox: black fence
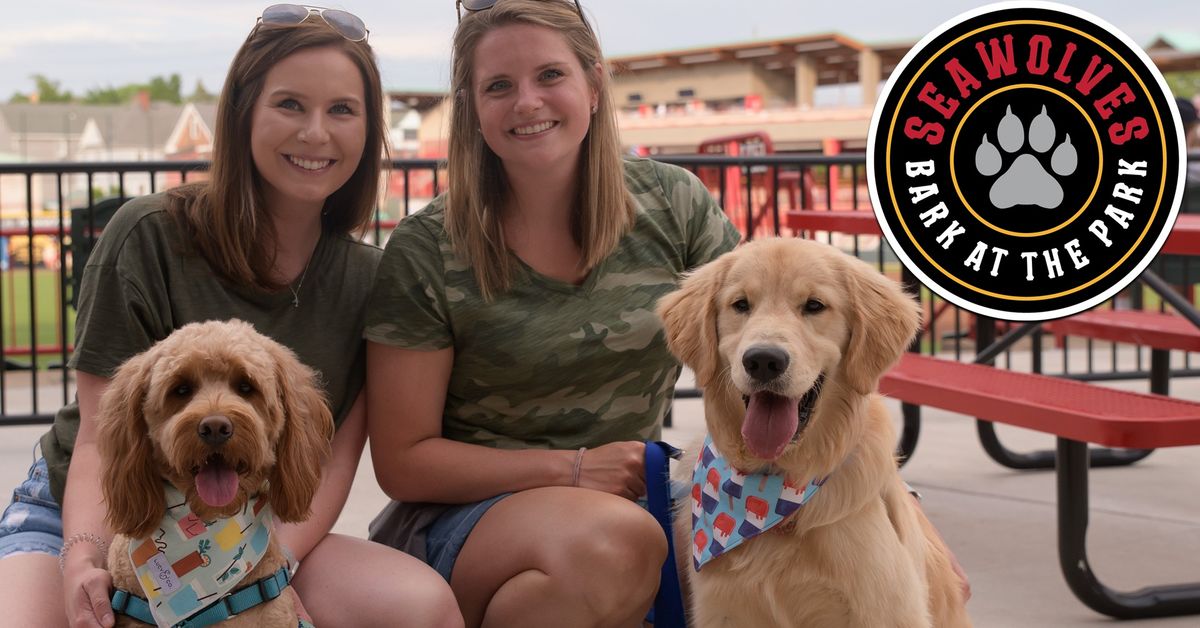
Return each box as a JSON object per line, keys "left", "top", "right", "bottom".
{"left": 0, "top": 154, "right": 1196, "bottom": 424}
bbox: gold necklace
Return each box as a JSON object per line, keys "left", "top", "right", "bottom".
{"left": 287, "top": 238, "right": 318, "bottom": 308}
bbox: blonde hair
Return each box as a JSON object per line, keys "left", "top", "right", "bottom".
{"left": 169, "top": 18, "right": 387, "bottom": 290}
{"left": 447, "top": 0, "right": 634, "bottom": 300}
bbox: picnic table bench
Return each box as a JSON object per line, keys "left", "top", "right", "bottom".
{"left": 881, "top": 353, "right": 1200, "bottom": 619}
{"left": 1043, "top": 307, "right": 1200, "bottom": 397}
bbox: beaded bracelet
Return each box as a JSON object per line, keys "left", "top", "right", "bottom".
{"left": 570, "top": 447, "right": 588, "bottom": 487}
{"left": 59, "top": 532, "right": 108, "bottom": 574}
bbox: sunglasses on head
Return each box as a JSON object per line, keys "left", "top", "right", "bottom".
{"left": 259, "top": 4, "right": 369, "bottom": 42}
{"left": 456, "top": 0, "right": 587, "bottom": 28}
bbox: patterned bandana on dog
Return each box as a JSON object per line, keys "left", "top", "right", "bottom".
{"left": 127, "top": 484, "right": 274, "bottom": 627}
{"left": 690, "top": 436, "right": 827, "bottom": 571}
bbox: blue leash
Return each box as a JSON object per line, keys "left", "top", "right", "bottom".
{"left": 644, "top": 441, "right": 687, "bottom": 628}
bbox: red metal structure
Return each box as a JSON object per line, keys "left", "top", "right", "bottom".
{"left": 695, "top": 133, "right": 803, "bottom": 239}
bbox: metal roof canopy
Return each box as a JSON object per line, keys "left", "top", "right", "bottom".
{"left": 609, "top": 34, "right": 907, "bottom": 86}
{"left": 608, "top": 32, "right": 1200, "bottom": 85}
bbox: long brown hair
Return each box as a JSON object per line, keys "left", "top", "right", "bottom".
{"left": 169, "top": 18, "right": 386, "bottom": 290}
{"left": 447, "top": 0, "right": 634, "bottom": 300}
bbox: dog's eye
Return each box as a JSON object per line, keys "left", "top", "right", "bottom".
{"left": 804, "top": 299, "right": 826, "bottom": 314}
{"left": 173, "top": 382, "right": 192, "bottom": 397}
{"left": 732, "top": 298, "right": 751, "bottom": 313}
{"left": 236, "top": 380, "right": 255, "bottom": 395}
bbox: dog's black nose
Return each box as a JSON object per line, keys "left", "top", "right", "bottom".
{"left": 743, "top": 346, "right": 790, "bottom": 382}
{"left": 198, "top": 415, "right": 234, "bottom": 446}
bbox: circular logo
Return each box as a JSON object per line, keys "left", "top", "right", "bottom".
{"left": 868, "top": 1, "right": 1186, "bottom": 321}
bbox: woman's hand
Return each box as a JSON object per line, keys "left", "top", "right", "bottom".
{"left": 575, "top": 441, "right": 645, "bottom": 500}
{"left": 63, "top": 549, "right": 114, "bottom": 628}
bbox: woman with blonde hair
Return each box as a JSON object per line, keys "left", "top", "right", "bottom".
{"left": 0, "top": 6, "right": 461, "bottom": 627}
{"left": 365, "top": 0, "right": 740, "bottom": 625}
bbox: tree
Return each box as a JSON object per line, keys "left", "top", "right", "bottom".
{"left": 83, "top": 85, "right": 137, "bottom": 104}
{"left": 188, "top": 79, "right": 216, "bottom": 103}
{"left": 30, "top": 74, "right": 72, "bottom": 103}
{"left": 11, "top": 73, "right": 197, "bottom": 105}
{"left": 146, "top": 74, "right": 183, "bottom": 104}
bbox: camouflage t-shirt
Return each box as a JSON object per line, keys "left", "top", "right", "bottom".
{"left": 365, "top": 157, "right": 740, "bottom": 450}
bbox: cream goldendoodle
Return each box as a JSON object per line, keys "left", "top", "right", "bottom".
{"left": 97, "top": 320, "right": 332, "bottom": 627}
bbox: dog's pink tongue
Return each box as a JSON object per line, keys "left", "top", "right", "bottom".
{"left": 742, "top": 392, "right": 799, "bottom": 460}
{"left": 195, "top": 459, "right": 238, "bottom": 507}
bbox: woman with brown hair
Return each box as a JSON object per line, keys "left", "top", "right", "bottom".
{"left": 365, "top": 1, "right": 740, "bottom": 625}
{"left": 0, "top": 6, "right": 461, "bottom": 627}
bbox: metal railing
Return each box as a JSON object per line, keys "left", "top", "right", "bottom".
{"left": 0, "top": 158, "right": 447, "bottom": 424}
{"left": 0, "top": 154, "right": 1196, "bottom": 425}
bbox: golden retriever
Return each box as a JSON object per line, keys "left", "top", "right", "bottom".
{"left": 96, "top": 320, "right": 333, "bottom": 627}
{"left": 657, "top": 238, "right": 970, "bottom": 628}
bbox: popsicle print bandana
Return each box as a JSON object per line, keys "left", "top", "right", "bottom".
{"left": 128, "top": 484, "right": 274, "bottom": 627}
{"left": 690, "top": 436, "right": 827, "bottom": 571}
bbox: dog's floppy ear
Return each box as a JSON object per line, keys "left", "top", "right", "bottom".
{"left": 97, "top": 347, "right": 166, "bottom": 538}
{"left": 266, "top": 343, "right": 333, "bottom": 523}
{"left": 656, "top": 254, "right": 734, "bottom": 389}
{"left": 840, "top": 254, "right": 922, "bottom": 395}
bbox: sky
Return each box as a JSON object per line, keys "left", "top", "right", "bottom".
{"left": 4, "top": 0, "right": 1199, "bottom": 99}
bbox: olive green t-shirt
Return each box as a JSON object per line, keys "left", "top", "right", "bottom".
{"left": 364, "top": 158, "right": 740, "bottom": 450}
{"left": 40, "top": 193, "right": 382, "bottom": 503}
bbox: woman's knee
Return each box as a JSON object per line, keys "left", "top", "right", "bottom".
{"left": 298, "top": 534, "right": 463, "bottom": 628}
{"left": 307, "top": 571, "right": 462, "bottom": 628}
{"left": 399, "top": 573, "right": 464, "bottom": 628}
{"left": 452, "top": 488, "right": 669, "bottom": 620}
{"left": 552, "top": 500, "right": 667, "bottom": 605}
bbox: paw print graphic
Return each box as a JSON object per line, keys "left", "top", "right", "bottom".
{"left": 974, "top": 105, "right": 1078, "bottom": 209}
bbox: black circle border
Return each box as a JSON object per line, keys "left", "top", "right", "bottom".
{"left": 867, "top": 1, "right": 1186, "bottom": 322}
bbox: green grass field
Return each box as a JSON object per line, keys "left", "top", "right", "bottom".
{"left": 0, "top": 268, "right": 76, "bottom": 367}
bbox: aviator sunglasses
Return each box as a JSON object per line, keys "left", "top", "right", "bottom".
{"left": 456, "top": 0, "right": 588, "bottom": 29}
{"left": 258, "top": 4, "right": 369, "bottom": 42}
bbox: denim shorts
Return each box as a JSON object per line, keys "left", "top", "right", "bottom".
{"left": 421, "top": 479, "right": 690, "bottom": 583}
{"left": 425, "top": 493, "right": 511, "bottom": 582}
{"left": 0, "top": 456, "right": 64, "bottom": 559}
